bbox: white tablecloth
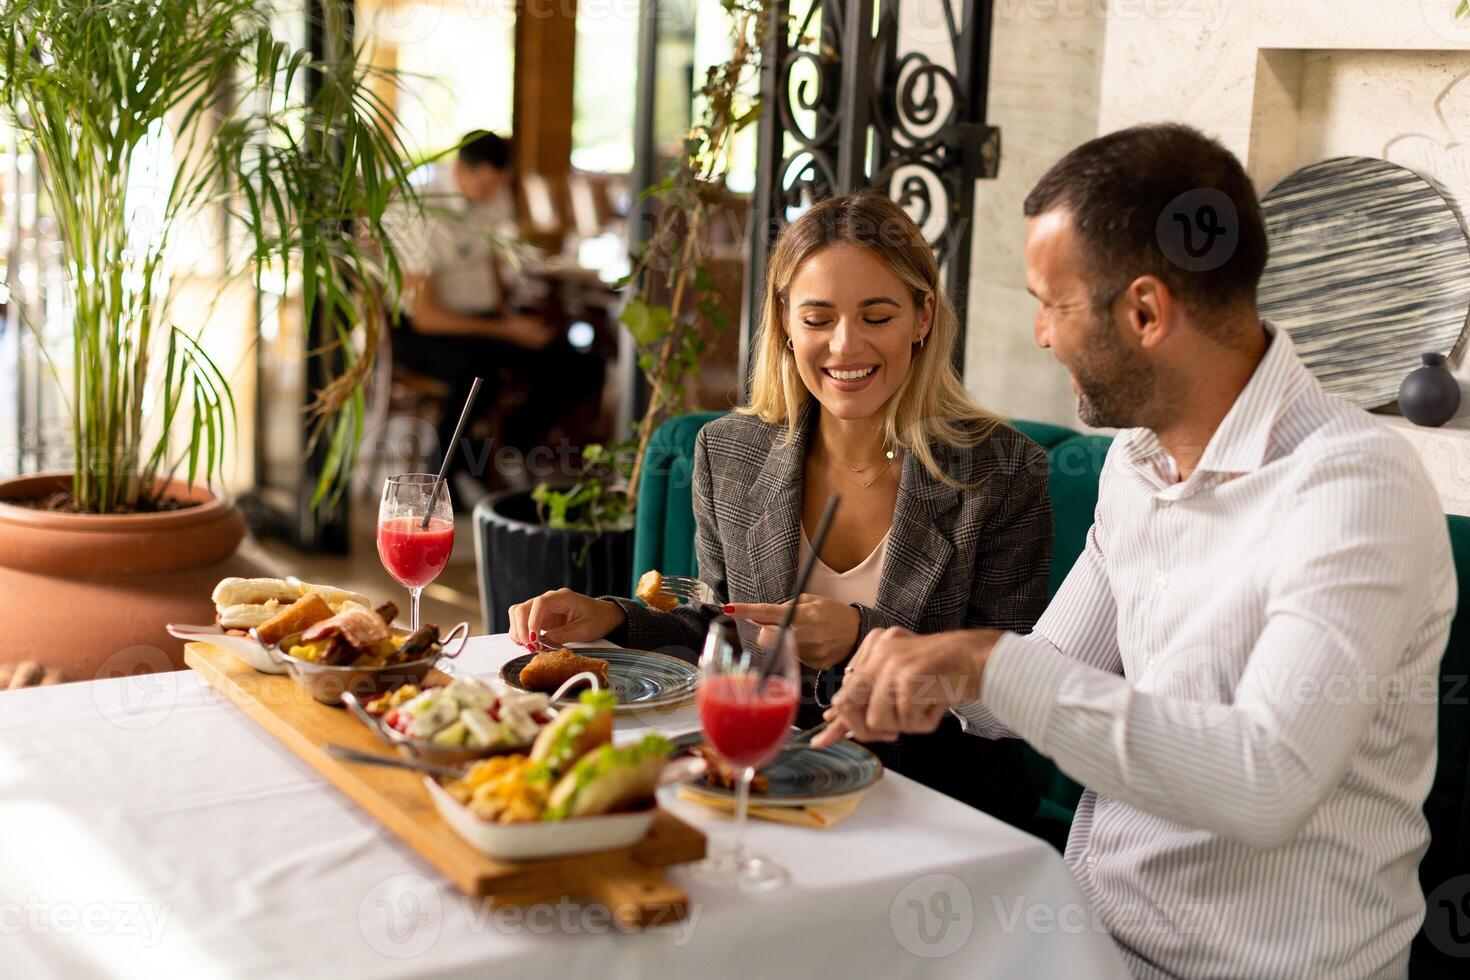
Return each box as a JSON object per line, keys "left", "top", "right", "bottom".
{"left": 1, "top": 635, "right": 1128, "bottom": 980}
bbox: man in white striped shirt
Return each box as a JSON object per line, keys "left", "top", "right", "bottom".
{"left": 815, "top": 125, "right": 1456, "bottom": 977}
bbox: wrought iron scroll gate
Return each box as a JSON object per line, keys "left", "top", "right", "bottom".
{"left": 742, "top": 0, "right": 1000, "bottom": 382}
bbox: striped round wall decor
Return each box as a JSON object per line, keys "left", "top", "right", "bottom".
{"left": 1258, "top": 155, "right": 1470, "bottom": 409}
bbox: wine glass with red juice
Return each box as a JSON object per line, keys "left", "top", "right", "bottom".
{"left": 377, "top": 473, "right": 454, "bottom": 630}
{"left": 694, "top": 615, "right": 799, "bottom": 890}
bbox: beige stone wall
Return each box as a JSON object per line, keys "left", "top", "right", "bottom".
{"left": 963, "top": 0, "right": 1470, "bottom": 427}
{"left": 962, "top": 2, "right": 1108, "bottom": 427}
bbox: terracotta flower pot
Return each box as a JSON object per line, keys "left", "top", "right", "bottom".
{"left": 0, "top": 472, "right": 271, "bottom": 682}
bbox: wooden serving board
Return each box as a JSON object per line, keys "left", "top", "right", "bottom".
{"left": 185, "top": 642, "right": 706, "bottom": 927}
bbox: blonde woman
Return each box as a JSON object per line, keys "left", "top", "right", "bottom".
{"left": 509, "top": 193, "right": 1052, "bottom": 819}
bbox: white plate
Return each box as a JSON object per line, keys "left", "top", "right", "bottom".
{"left": 166, "top": 623, "right": 286, "bottom": 674}
{"left": 424, "top": 777, "right": 656, "bottom": 860}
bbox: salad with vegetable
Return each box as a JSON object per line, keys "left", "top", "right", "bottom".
{"left": 365, "top": 679, "right": 554, "bottom": 749}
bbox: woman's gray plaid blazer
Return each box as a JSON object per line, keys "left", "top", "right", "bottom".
{"left": 609, "top": 400, "right": 1053, "bottom": 820}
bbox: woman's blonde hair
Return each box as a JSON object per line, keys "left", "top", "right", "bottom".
{"left": 740, "top": 192, "right": 999, "bottom": 487}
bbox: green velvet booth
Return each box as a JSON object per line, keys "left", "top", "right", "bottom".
{"left": 632, "top": 413, "right": 1470, "bottom": 973}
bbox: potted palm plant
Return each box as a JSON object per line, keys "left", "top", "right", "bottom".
{"left": 0, "top": 0, "right": 418, "bottom": 678}
{"left": 475, "top": 0, "right": 769, "bottom": 632}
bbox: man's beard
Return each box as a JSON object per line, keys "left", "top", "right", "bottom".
{"left": 1072, "top": 309, "right": 1156, "bottom": 429}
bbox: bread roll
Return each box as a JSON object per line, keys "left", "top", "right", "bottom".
{"left": 217, "top": 603, "right": 280, "bottom": 630}
{"left": 211, "top": 577, "right": 299, "bottom": 608}
{"left": 298, "top": 581, "right": 371, "bottom": 610}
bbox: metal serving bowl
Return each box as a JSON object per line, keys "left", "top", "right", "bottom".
{"left": 267, "top": 622, "right": 469, "bottom": 706}
{"left": 340, "top": 670, "right": 600, "bottom": 766}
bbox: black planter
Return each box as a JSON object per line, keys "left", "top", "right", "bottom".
{"left": 1399, "top": 352, "right": 1462, "bottom": 427}
{"left": 473, "top": 488, "right": 634, "bottom": 635}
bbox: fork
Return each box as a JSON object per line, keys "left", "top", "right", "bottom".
{"left": 658, "top": 575, "right": 717, "bottom": 607}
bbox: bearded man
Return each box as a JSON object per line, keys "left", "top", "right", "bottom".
{"left": 815, "top": 124, "right": 1456, "bottom": 979}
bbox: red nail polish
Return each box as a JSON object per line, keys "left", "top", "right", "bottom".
{"left": 722, "top": 604, "right": 734, "bottom": 614}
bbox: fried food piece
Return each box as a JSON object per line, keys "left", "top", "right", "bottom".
{"left": 636, "top": 570, "right": 678, "bottom": 612}
{"left": 302, "top": 606, "right": 391, "bottom": 649}
{"left": 394, "top": 625, "right": 440, "bottom": 663}
{"left": 693, "top": 743, "right": 769, "bottom": 792}
{"left": 518, "top": 647, "right": 610, "bottom": 692}
{"left": 256, "top": 593, "right": 335, "bottom": 647}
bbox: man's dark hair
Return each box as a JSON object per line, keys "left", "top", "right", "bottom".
{"left": 1023, "top": 123, "right": 1268, "bottom": 324}
{"left": 458, "top": 130, "right": 511, "bottom": 171}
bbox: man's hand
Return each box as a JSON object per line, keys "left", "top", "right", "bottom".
{"left": 811, "top": 627, "right": 1003, "bottom": 746}
{"left": 495, "top": 314, "right": 558, "bottom": 350}
{"left": 724, "top": 594, "right": 861, "bottom": 669}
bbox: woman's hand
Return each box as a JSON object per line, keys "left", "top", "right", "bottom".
{"left": 724, "top": 594, "right": 861, "bottom": 670}
{"left": 508, "top": 589, "right": 625, "bottom": 646}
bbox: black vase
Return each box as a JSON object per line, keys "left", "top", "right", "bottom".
{"left": 1399, "top": 353, "right": 1462, "bottom": 427}
{"left": 473, "top": 488, "right": 633, "bottom": 634}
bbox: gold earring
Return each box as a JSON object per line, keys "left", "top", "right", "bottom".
{"left": 787, "top": 337, "right": 794, "bottom": 350}
{"left": 917, "top": 335, "right": 925, "bottom": 349}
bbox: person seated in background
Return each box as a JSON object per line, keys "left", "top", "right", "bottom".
{"left": 507, "top": 192, "right": 1054, "bottom": 826}
{"left": 394, "top": 130, "right": 604, "bottom": 501}
{"left": 815, "top": 124, "right": 1456, "bottom": 979}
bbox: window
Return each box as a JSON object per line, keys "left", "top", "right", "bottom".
{"left": 571, "top": 0, "right": 642, "bottom": 172}
{"left": 358, "top": 0, "right": 517, "bottom": 160}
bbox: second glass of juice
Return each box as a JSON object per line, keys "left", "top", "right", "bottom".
{"left": 694, "top": 615, "right": 798, "bottom": 890}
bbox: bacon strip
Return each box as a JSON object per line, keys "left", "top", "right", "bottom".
{"left": 301, "top": 607, "right": 390, "bottom": 648}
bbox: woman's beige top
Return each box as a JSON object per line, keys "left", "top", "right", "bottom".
{"left": 798, "top": 526, "right": 889, "bottom": 608}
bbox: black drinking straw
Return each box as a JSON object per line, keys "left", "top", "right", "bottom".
{"left": 758, "top": 492, "right": 840, "bottom": 684}
{"left": 421, "top": 376, "right": 482, "bottom": 528}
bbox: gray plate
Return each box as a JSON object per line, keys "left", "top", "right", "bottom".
{"left": 1259, "top": 155, "right": 1470, "bottom": 408}
{"left": 669, "top": 730, "right": 883, "bottom": 805}
{"left": 500, "top": 647, "right": 698, "bottom": 713}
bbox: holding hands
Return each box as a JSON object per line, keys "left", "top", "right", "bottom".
{"left": 724, "top": 594, "right": 861, "bottom": 670}
{"left": 811, "top": 627, "right": 1001, "bottom": 747}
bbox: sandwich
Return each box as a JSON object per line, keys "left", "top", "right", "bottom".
{"left": 542, "top": 733, "right": 673, "bottom": 820}
{"left": 529, "top": 689, "right": 616, "bottom": 776}
{"left": 445, "top": 690, "right": 675, "bottom": 823}
{"left": 212, "top": 576, "right": 370, "bottom": 631}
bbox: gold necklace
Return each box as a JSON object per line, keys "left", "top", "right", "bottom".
{"left": 819, "top": 442, "right": 895, "bottom": 475}
{"left": 821, "top": 450, "right": 897, "bottom": 490}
